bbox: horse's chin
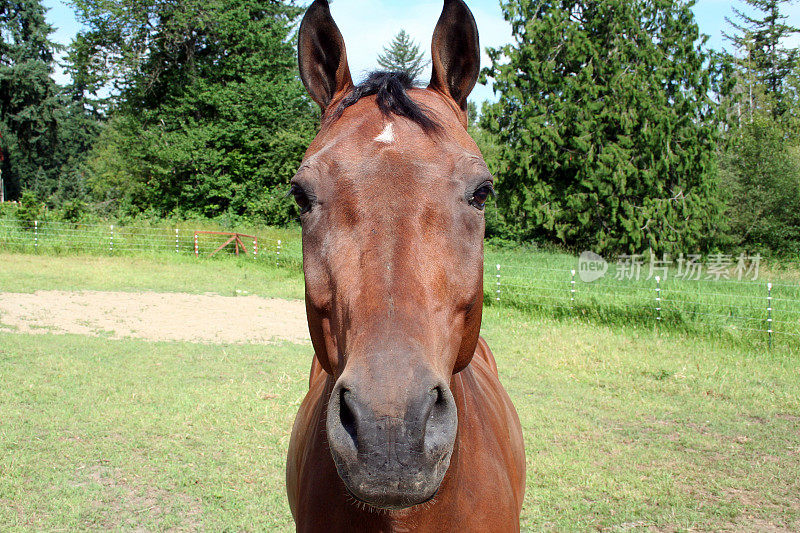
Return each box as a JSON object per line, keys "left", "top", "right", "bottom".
{"left": 333, "top": 450, "right": 452, "bottom": 512}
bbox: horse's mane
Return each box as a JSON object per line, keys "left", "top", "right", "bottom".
{"left": 326, "top": 71, "right": 440, "bottom": 133}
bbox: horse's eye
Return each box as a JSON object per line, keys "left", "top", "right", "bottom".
{"left": 290, "top": 184, "right": 312, "bottom": 214}
{"left": 469, "top": 183, "right": 495, "bottom": 210}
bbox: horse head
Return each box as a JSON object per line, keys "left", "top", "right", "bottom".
{"left": 295, "top": 0, "right": 489, "bottom": 510}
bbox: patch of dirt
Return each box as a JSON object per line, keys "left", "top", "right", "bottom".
{"left": 0, "top": 290, "right": 309, "bottom": 345}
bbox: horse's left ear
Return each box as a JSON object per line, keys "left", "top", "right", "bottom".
{"left": 428, "top": 0, "right": 480, "bottom": 119}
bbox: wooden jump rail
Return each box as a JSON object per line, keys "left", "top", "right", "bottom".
{"left": 194, "top": 230, "right": 258, "bottom": 258}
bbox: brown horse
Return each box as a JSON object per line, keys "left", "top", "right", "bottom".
{"left": 286, "top": 1, "right": 525, "bottom": 530}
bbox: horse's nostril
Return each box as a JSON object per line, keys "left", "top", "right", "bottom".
{"left": 339, "top": 388, "right": 358, "bottom": 445}
{"left": 435, "top": 385, "right": 446, "bottom": 406}
{"left": 424, "top": 384, "right": 456, "bottom": 457}
{"left": 428, "top": 386, "right": 445, "bottom": 420}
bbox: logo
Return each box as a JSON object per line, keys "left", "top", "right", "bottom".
{"left": 578, "top": 251, "right": 607, "bottom": 282}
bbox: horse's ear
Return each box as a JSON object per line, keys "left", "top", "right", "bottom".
{"left": 428, "top": 0, "right": 480, "bottom": 116}
{"left": 298, "top": 0, "right": 354, "bottom": 111}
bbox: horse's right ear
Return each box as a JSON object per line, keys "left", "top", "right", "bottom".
{"left": 298, "top": 0, "right": 354, "bottom": 111}
{"left": 428, "top": 0, "right": 480, "bottom": 118}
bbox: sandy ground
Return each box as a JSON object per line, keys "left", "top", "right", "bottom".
{"left": 0, "top": 290, "right": 310, "bottom": 345}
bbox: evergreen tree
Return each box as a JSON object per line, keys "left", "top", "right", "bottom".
{"left": 467, "top": 101, "right": 507, "bottom": 239}
{"left": 377, "top": 30, "right": 429, "bottom": 82}
{"left": 481, "top": 0, "right": 724, "bottom": 255}
{"left": 0, "top": 0, "right": 62, "bottom": 200}
{"left": 40, "top": 34, "right": 107, "bottom": 208}
{"left": 716, "top": 0, "right": 800, "bottom": 255}
{"left": 723, "top": 0, "right": 799, "bottom": 121}
{"left": 718, "top": 115, "right": 800, "bottom": 253}
{"left": 75, "top": 0, "right": 317, "bottom": 221}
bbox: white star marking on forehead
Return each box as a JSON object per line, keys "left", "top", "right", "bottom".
{"left": 374, "top": 122, "right": 394, "bottom": 143}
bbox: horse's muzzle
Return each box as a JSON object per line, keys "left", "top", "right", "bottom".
{"left": 326, "top": 374, "right": 457, "bottom": 510}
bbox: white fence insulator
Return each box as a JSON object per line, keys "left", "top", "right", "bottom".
{"left": 496, "top": 264, "right": 501, "bottom": 302}
{"left": 655, "top": 275, "right": 662, "bottom": 322}
{"left": 767, "top": 282, "right": 773, "bottom": 349}
{"left": 570, "top": 269, "right": 576, "bottom": 309}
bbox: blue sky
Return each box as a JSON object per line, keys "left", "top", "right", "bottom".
{"left": 43, "top": 0, "right": 800, "bottom": 104}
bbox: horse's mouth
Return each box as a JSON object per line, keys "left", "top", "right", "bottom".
{"left": 343, "top": 482, "right": 440, "bottom": 512}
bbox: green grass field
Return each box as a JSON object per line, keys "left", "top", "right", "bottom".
{"left": 3, "top": 216, "right": 800, "bottom": 348}
{"left": 1, "top": 253, "right": 799, "bottom": 530}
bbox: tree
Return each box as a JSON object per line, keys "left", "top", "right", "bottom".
{"left": 377, "top": 30, "right": 429, "bottom": 82}
{"left": 723, "top": 0, "right": 799, "bottom": 121}
{"left": 467, "top": 101, "right": 508, "bottom": 239}
{"left": 716, "top": 0, "right": 800, "bottom": 255}
{"left": 0, "top": 0, "right": 62, "bottom": 200}
{"left": 481, "top": 0, "right": 725, "bottom": 255}
{"left": 719, "top": 115, "right": 800, "bottom": 253}
{"left": 75, "top": 0, "right": 317, "bottom": 221}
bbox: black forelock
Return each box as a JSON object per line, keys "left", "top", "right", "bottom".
{"left": 326, "top": 71, "right": 441, "bottom": 133}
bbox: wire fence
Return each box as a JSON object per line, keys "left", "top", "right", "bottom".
{"left": 0, "top": 218, "right": 304, "bottom": 267}
{"left": 2, "top": 217, "right": 799, "bottom": 347}
{"left": 486, "top": 261, "right": 800, "bottom": 347}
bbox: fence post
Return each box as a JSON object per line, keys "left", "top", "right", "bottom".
{"left": 194, "top": 232, "right": 199, "bottom": 257}
{"left": 109, "top": 225, "right": 114, "bottom": 254}
{"left": 655, "top": 275, "right": 662, "bottom": 323}
{"left": 253, "top": 237, "right": 258, "bottom": 260}
{"left": 767, "top": 282, "right": 773, "bottom": 350}
{"left": 277, "top": 239, "right": 281, "bottom": 267}
{"left": 570, "top": 269, "right": 576, "bottom": 310}
{"left": 34, "top": 220, "right": 38, "bottom": 251}
{"left": 175, "top": 228, "right": 179, "bottom": 253}
{"left": 495, "top": 264, "right": 501, "bottom": 302}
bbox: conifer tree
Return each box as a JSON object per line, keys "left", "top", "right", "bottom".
{"left": 717, "top": 1, "right": 800, "bottom": 253}
{"left": 723, "top": 0, "right": 798, "bottom": 120}
{"left": 0, "top": 0, "right": 62, "bottom": 200}
{"left": 481, "top": 0, "right": 724, "bottom": 255}
{"left": 718, "top": 115, "right": 800, "bottom": 252}
{"left": 377, "top": 30, "right": 429, "bottom": 82}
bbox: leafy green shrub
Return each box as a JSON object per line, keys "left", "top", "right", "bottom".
{"left": 15, "top": 192, "right": 44, "bottom": 225}
{"left": 720, "top": 116, "right": 800, "bottom": 255}
{"left": 58, "top": 199, "right": 87, "bottom": 222}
